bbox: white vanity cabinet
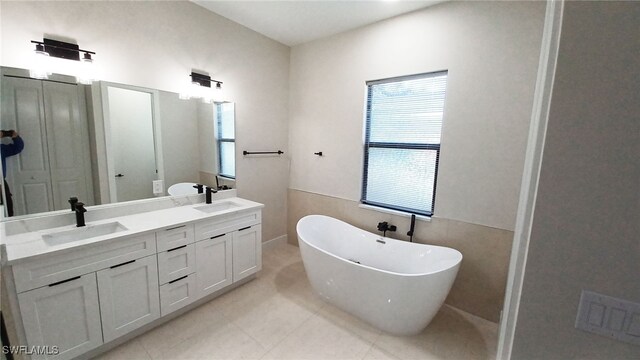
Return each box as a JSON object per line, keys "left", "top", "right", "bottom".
{"left": 96, "top": 255, "right": 161, "bottom": 342}
{"left": 232, "top": 224, "right": 262, "bottom": 282}
{"left": 195, "top": 233, "right": 233, "bottom": 298}
{"left": 13, "top": 233, "right": 157, "bottom": 360}
{"left": 157, "top": 224, "right": 198, "bottom": 316}
{"left": 6, "top": 200, "right": 263, "bottom": 360}
{"left": 193, "top": 210, "right": 261, "bottom": 298}
{"left": 17, "top": 273, "right": 103, "bottom": 360}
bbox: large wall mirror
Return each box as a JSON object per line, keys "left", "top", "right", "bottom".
{"left": 0, "top": 66, "right": 236, "bottom": 219}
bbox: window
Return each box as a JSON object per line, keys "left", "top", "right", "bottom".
{"left": 216, "top": 102, "right": 235, "bottom": 179}
{"left": 361, "top": 71, "right": 448, "bottom": 217}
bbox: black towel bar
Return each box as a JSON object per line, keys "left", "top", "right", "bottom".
{"left": 242, "top": 150, "right": 284, "bottom": 155}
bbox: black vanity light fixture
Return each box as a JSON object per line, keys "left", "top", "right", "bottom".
{"left": 180, "top": 71, "right": 224, "bottom": 103}
{"left": 29, "top": 38, "right": 96, "bottom": 84}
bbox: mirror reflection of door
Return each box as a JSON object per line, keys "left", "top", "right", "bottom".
{"left": 1, "top": 73, "right": 94, "bottom": 217}
{"left": 104, "top": 86, "right": 158, "bottom": 202}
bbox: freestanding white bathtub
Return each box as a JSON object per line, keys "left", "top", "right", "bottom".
{"left": 297, "top": 215, "right": 462, "bottom": 335}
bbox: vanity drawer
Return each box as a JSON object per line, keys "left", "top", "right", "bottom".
{"left": 157, "top": 243, "right": 196, "bottom": 285}
{"left": 13, "top": 233, "right": 156, "bottom": 293}
{"left": 194, "top": 210, "right": 261, "bottom": 241}
{"left": 159, "top": 273, "right": 197, "bottom": 316}
{"left": 156, "top": 224, "right": 195, "bottom": 252}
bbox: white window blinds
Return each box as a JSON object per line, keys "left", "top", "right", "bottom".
{"left": 362, "top": 71, "right": 448, "bottom": 216}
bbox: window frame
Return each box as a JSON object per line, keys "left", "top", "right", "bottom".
{"left": 361, "top": 71, "right": 447, "bottom": 217}
{"left": 216, "top": 102, "right": 235, "bottom": 180}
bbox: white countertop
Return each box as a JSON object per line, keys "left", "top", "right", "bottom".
{"left": 1, "top": 197, "right": 263, "bottom": 264}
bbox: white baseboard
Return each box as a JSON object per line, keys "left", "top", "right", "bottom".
{"left": 262, "top": 234, "right": 288, "bottom": 250}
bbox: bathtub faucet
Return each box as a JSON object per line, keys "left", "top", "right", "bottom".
{"left": 377, "top": 222, "right": 396, "bottom": 237}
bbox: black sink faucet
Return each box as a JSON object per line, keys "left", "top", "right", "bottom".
{"left": 193, "top": 184, "right": 204, "bottom": 194}
{"left": 69, "top": 197, "right": 78, "bottom": 211}
{"left": 75, "top": 202, "right": 87, "bottom": 227}
{"left": 205, "top": 186, "right": 218, "bottom": 204}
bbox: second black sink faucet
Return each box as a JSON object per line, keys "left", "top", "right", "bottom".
{"left": 205, "top": 186, "right": 218, "bottom": 204}
{"left": 75, "top": 202, "right": 87, "bottom": 227}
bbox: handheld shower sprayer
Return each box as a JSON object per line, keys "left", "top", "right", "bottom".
{"left": 407, "top": 214, "right": 416, "bottom": 242}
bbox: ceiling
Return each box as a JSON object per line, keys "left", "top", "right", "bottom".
{"left": 192, "top": 0, "right": 444, "bottom": 47}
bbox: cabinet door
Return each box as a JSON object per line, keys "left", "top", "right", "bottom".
{"left": 17, "top": 273, "right": 102, "bottom": 360}
{"left": 195, "top": 234, "right": 232, "bottom": 298}
{"left": 233, "top": 224, "right": 262, "bottom": 282}
{"left": 97, "top": 255, "right": 160, "bottom": 343}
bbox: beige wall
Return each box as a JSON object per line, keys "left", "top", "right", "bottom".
{"left": 288, "top": 189, "right": 512, "bottom": 323}
{"left": 511, "top": 2, "right": 640, "bottom": 359}
{"left": 286, "top": 1, "right": 545, "bottom": 323}
{"left": 288, "top": 1, "right": 545, "bottom": 231}
{"left": 0, "top": 1, "right": 290, "bottom": 242}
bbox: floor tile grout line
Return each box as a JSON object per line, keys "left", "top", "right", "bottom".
{"left": 134, "top": 338, "right": 155, "bottom": 360}
{"left": 220, "top": 311, "right": 270, "bottom": 357}
{"left": 359, "top": 343, "right": 376, "bottom": 360}
{"left": 256, "top": 300, "right": 327, "bottom": 359}
{"left": 367, "top": 342, "right": 402, "bottom": 360}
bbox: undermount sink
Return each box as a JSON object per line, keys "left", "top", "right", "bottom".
{"left": 194, "top": 201, "right": 242, "bottom": 214}
{"left": 42, "top": 222, "right": 128, "bottom": 245}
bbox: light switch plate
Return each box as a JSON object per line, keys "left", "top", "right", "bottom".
{"left": 576, "top": 290, "right": 640, "bottom": 346}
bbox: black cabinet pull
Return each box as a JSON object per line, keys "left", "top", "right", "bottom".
{"left": 110, "top": 260, "right": 135, "bottom": 269}
{"left": 210, "top": 233, "right": 226, "bottom": 239}
{"left": 115, "top": 173, "right": 124, "bottom": 178}
{"left": 167, "top": 245, "right": 187, "bottom": 252}
{"left": 165, "top": 225, "right": 186, "bottom": 231}
{"left": 168, "top": 275, "right": 189, "bottom": 284}
{"left": 49, "top": 276, "right": 81, "bottom": 287}
{"left": 238, "top": 226, "right": 251, "bottom": 231}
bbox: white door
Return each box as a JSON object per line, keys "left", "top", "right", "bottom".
{"left": 42, "top": 81, "right": 94, "bottom": 210}
{"left": 105, "top": 86, "right": 157, "bottom": 202}
{"left": 232, "top": 225, "right": 262, "bottom": 282}
{"left": 97, "top": 255, "right": 160, "bottom": 342}
{"left": 195, "top": 233, "right": 232, "bottom": 298}
{"left": 1, "top": 76, "right": 94, "bottom": 216}
{"left": 17, "top": 273, "right": 103, "bottom": 360}
{"left": 1, "top": 76, "right": 53, "bottom": 216}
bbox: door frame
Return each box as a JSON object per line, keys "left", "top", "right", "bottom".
{"left": 496, "top": 1, "right": 564, "bottom": 358}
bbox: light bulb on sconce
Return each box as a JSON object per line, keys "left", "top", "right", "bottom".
{"left": 213, "top": 81, "right": 224, "bottom": 102}
{"left": 29, "top": 43, "right": 51, "bottom": 79}
{"left": 77, "top": 52, "right": 95, "bottom": 85}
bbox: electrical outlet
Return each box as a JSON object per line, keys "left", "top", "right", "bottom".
{"left": 152, "top": 180, "right": 164, "bottom": 195}
{"left": 575, "top": 290, "right": 640, "bottom": 346}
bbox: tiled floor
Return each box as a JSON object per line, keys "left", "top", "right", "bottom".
{"left": 95, "top": 242, "right": 498, "bottom": 360}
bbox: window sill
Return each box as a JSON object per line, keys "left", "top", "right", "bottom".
{"left": 358, "top": 204, "right": 432, "bottom": 222}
